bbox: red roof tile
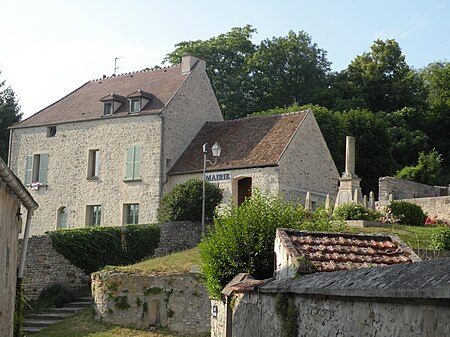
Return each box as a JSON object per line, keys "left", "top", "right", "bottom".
{"left": 169, "top": 111, "right": 308, "bottom": 174}
{"left": 13, "top": 66, "right": 188, "bottom": 128}
{"left": 278, "top": 229, "right": 421, "bottom": 274}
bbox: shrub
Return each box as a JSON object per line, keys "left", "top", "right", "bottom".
{"left": 199, "top": 191, "right": 346, "bottom": 299}
{"left": 431, "top": 225, "right": 450, "bottom": 250}
{"left": 388, "top": 201, "right": 427, "bottom": 227}
{"left": 49, "top": 224, "right": 160, "bottom": 274}
{"left": 333, "top": 203, "right": 381, "bottom": 221}
{"left": 158, "top": 178, "right": 223, "bottom": 222}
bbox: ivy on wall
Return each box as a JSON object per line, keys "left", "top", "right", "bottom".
{"left": 48, "top": 224, "right": 160, "bottom": 274}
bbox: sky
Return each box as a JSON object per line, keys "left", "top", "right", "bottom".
{"left": 1, "top": 0, "right": 449, "bottom": 119}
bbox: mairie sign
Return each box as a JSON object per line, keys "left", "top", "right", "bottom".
{"left": 205, "top": 172, "right": 231, "bottom": 182}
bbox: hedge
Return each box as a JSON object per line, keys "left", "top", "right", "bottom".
{"left": 48, "top": 224, "right": 160, "bottom": 274}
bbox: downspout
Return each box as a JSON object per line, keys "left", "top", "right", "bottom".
{"left": 158, "top": 113, "right": 167, "bottom": 206}
{"left": 18, "top": 210, "right": 33, "bottom": 279}
{"left": 8, "top": 128, "right": 13, "bottom": 166}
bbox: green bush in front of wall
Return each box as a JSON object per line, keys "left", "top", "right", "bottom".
{"left": 388, "top": 201, "right": 427, "bottom": 227}
{"left": 48, "top": 224, "right": 160, "bottom": 274}
{"left": 333, "top": 203, "right": 381, "bottom": 221}
{"left": 431, "top": 225, "right": 450, "bottom": 250}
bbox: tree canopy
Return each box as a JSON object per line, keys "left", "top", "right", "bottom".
{"left": 0, "top": 73, "right": 21, "bottom": 162}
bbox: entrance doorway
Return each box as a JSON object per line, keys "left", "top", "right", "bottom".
{"left": 237, "top": 177, "right": 252, "bottom": 206}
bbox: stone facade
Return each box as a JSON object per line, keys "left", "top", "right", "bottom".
{"left": 92, "top": 271, "right": 210, "bottom": 335}
{"left": 19, "top": 221, "right": 203, "bottom": 300}
{"left": 0, "top": 178, "right": 21, "bottom": 337}
{"left": 378, "top": 176, "right": 449, "bottom": 201}
{"left": 9, "top": 60, "right": 222, "bottom": 236}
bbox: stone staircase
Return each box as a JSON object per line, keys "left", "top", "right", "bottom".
{"left": 23, "top": 296, "right": 91, "bottom": 335}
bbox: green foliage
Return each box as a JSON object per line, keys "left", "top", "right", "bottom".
{"left": 34, "top": 284, "right": 77, "bottom": 309}
{"left": 49, "top": 224, "right": 160, "bottom": 274}
{"left": 143, "top": 287, "right": 163, "bottom": 296}
{"left": 396, "top": 149, "right": 444, "bottom": 186}
{"left": 113, "top": 295, "right": 130, "bottom": 310}
{"left": 430, "top": 225, "right": 450, "bottom": 250}
{"left": 157, "top": 178, "right": 223, "bottom": 222}
{"left": 275, "top": 293, "right": 298, "bottom": 337}
{"left": 333, "top": 203, "right": 381, "bottom": 221}
{"left": 13, "top": 280, "right": 25, "bottom": 337}
{"left": 0, "top": 73, "right": 22, "bottom": 162}
{"left": 388, "top": 201, "right": 427, "bottom": 227}
{"left": 199, "top": 191, "right": 345, "bottom": 298}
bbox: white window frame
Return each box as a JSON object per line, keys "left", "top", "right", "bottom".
{"left": 87, "top": 149, "right": 100, "bottom": 179}
{"left": 57, "top": 206, "right": 68, "bottom": 229}
{"left": 130, "top": 98, "right": 141, "bottom": 113}
{"left": 104, "top": 102, "right": 113, "bottom": 115}
{"left": 87, "top": 205, "right": 102, "bottom": 226}
{"left": 124, "top": 203, "right": 139, "bottom": 224}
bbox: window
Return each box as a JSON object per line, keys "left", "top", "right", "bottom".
{"left": 47, "top": 126, "right": 57, "bottom": 137}
{"left": 24, "top": 154, "right": 49, "bottom": 185}
{"left": 87, "top": 205, "right": 102, "bottom": 226}
{"left": 125, "top": 145, "right": 141, "bottom": 181}
{"left": 124, "top": 204, "right": 139, "bottom": 224}
{"left": 103, "top": 102, "right": 113, "bottom": 115}
{"left": 130, "top": 98, "right": 141, "bottom": 113}
{"left": 87, "top": 149, "right": 100, "bottom": 178}
{"left": 57, "top": 206, "right": 68, "bottom": 229}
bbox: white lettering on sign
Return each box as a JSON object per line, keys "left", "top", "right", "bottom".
{"left": 205, "top": 172, "right": 231, "bottom": 182}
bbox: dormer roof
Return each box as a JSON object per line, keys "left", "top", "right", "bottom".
{"left": 100, "top": 93, "right": 127, "bottom": 103}
{"left": 126, "top": 90, "right": 153, "bottom": 100}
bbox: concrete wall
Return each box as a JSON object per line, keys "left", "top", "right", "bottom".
{"left": 378, "top": 176, "right": 448, "bottom": 202}
{"left": 92, "top": 271, "right": 210, "bottom": 335}
{"left": 10, "top": 115, "right": 163, "bottom": 236}
{"left": 278, "top": 111, "right": 339, "bottom": 205}
{"left": 225, "top": 292, "right": 450, "bottom": 337}
{"left": 0, "top": 182, "right": 21, "bottom": 337}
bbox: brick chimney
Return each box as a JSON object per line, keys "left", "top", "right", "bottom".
{"left": 181, "top": 55, "right": 204, "bottom": 74}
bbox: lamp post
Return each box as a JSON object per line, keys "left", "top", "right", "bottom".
{"left": 202, "top": 142, "right": 222, "bottom": 233}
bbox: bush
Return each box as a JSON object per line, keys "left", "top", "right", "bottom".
{"left": 431, "top": 225, "right": 450, "bottom": 250}
{"left": 158, "top": 178, "right": 223, "bottom": 222}
{"left": 388, "top": 201, "right": 427, "bottom": 227}
{"left": 333, "top": 203, "right": 381, "bottom": 221}
{"left": 49, "top": 224, "right": 160, "bottom": 274}
{"left": 199, "top": 191, "right": 346, "bottom": 299}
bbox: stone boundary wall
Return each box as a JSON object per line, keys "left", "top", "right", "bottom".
{"left": 19, "top": 221, "right": 203, "bottom": 300}
{"left": 92, "top": 271, "right": 210, "bottom": 335}
{"left": 378, "top": 176, "right": 448, "bottom": 202}
{"left": 377, "top": 196, "right": 450, "bottom": 222}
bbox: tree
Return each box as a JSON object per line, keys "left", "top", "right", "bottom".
{"left": 396, "top": 149, "right": 445, "bottom": 186}
{"left": 335, "top": 39, "right": 426, "bottom": 113}
{"left": 164, "top": 25, "right": 257, "bottom": 120}
{"left": 0, "top": 73, "right": 21, "bottom": 162}
{"left": 249, "top": 30, "right": 331, "bottom": 112}
{"left": 157, "top": 178, "right": 223, "bottom": 222}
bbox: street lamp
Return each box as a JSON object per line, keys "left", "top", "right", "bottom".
{"left": 202, "top": 142, "right": 222, "bottom": 233}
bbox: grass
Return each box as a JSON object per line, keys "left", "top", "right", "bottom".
{"left": 118, "top": 247, "right": 200, "bottom": 273}
{"left": 346, "top": 224, "right": 435, "bottom": 250}
{"left": 32, "top": 308, "right": 207, "bottom": 337}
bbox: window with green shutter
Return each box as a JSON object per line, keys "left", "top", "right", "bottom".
{"left": 125, "top": 145, "right": 142, "bottom": 181}
{"left": 24, "top": 153, "right": 49, "bottom": 186}
{"left": 25, "top": 155, "right": 33, "bottom": 185}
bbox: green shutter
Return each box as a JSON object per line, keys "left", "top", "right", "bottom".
{"left": 133, "top": 146, "right": 141, "bottom": 179}
{"left": 125, "top": 147, "right": 134, "bottom": 180}
{"left": 38, "top": 154, "right": 49, "bottom": 184}
{"left": 25, "top": 155, "right": 33, "bottom": 185}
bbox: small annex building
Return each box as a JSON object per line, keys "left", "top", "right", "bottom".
{"left": 0, "top": 158, "right": 38, "bottom": 337}
{"left": 168, "top": 110, "right": 339, "bottom": 207}
{"left": 211, "top": 229, "right": 441, "bottom": 337}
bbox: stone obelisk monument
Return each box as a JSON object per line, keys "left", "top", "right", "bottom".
{"left": 335, "top": 136, "right": 362, "bottom": 207}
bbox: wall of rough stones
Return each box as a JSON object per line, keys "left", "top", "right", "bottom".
{"left": 378, "top": 176, "right": 449, "bottom": 201}
{"left": 19, "top": 221, "right": 203, "bottom": 300}
{"left": 227, "top": 293, "right": 450, "bottom": 337}
{"left": 92, "top": 271, "right": 210, "bottom": 335}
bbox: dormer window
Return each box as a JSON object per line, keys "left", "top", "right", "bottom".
{"left": 104, "top": 102, "right": 112, "bottom": 116}
{"left": 126, "top": 90, "right": 152, "bottom": 115}
{"left": 130, "top": 98, "right": 141, "bottom": 113}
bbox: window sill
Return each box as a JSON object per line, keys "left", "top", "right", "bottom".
{"left": 87, "top": 176, "right": 99, "bottom": 181}
{"left": 28, "top": 183, "right": 48, "bottom": 190}
{"left": 123, "top": 178, "right": 142, "bottom": 182}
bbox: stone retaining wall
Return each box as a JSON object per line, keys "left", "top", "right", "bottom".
{"left": 378, "top": 176, "right": 448, "bottom": 201}
{"left": 19, "top": 221, "right": 203, "bottom": 300}
{"left": 92, "top": 271, "right": 210, "bottom": 335}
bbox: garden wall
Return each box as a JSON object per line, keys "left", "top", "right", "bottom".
{"left": 19, "top": 221, "right": 203, "bottom": 300}
{"left": 92, "top": 271, "right": 210, "bottom": 335}
{"left": 378, "top": 176, "right": 448, "bottom": 201}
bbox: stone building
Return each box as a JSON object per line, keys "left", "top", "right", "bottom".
{"left": 168, "top": 110, "right": 339, "bottom": 207}
{"left": 9, "top": 56, "right": 223, "bottom": 235}
{"left": 0, "top": 158, "right": 38, "bottom": 337}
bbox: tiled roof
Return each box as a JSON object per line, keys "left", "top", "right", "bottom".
{"left": 13, "top": 65, "right": 188, "bottom": 128}
{"left": 169, "top": 111, "right": 308, "bottom": 174}
{"left": 262, "top": 258, "right": 450, "bottom": 299}
{"left": 278, "top": 228, "right": 421, "bottom": 274}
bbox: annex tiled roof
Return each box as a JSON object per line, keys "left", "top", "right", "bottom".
{"left": 278, "top": 228, "right": 421, "bottom": 274}
{"left": 13, "top": 65, "right": 188, "bottom": 128}
{"left": 169, "top": 111, "right": 308, "bottom": 174}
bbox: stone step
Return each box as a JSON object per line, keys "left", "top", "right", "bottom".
{"left": 24, "top": 318, "right": 62, "bottom": 327}
{"left": 45, "top": 306, "right": 87, "bottom": 313}
{"left": 22, "top": 326, "right": 44, "bottom": 335}
{"left": 78, "top": 296, "right": 92, "bottom": 301}
{"left": 65, "top": 301, "right": 91, "bottom": 307}
{"left": 26, "top": 312, "right": 72, "bottom": 320}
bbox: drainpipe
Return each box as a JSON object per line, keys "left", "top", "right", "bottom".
{"left": 18, "top": 210, "right": 33, "bottom": 279}
{"left": 158, "top": 114, "right": 166, "bottom": 206}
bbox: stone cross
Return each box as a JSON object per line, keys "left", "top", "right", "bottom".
{"left": 344, "top": 136, "right": 356, "bottom": 177}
